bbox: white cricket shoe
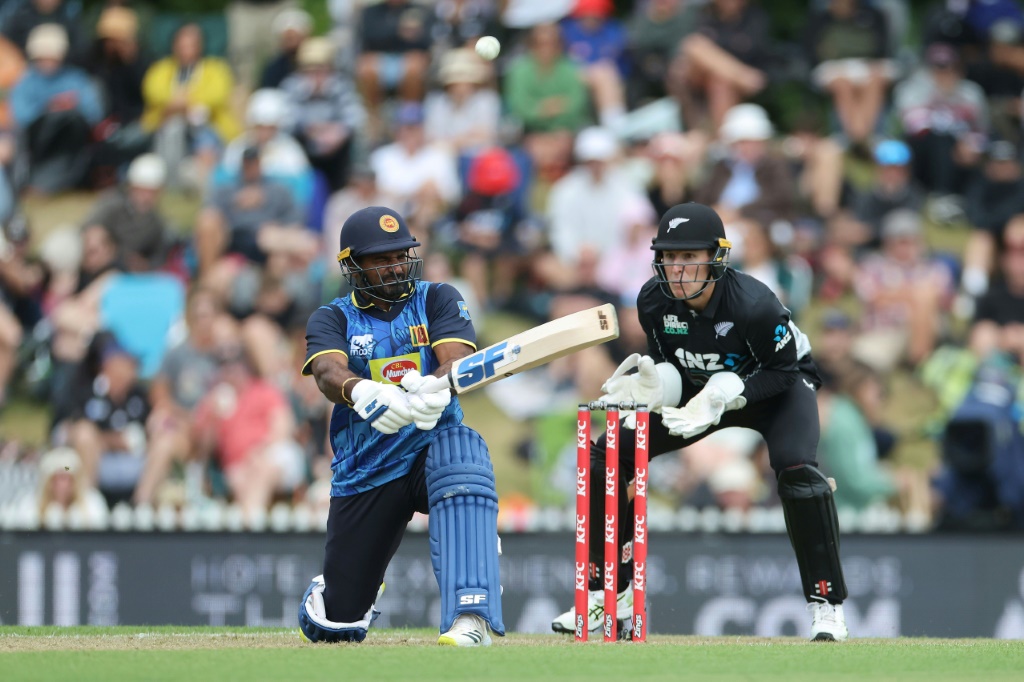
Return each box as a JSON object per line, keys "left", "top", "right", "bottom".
{"left": 551, "top": 587, "right": 633, "bottom": 635}
{"left": 438, "top": 614, "right": 492, "bottom": 647}
{"left": 809, "top": 599, "right": 848, "bottom": 641}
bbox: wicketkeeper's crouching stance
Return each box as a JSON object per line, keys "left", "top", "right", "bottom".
{"left": 551, "top": 203, "right": 849, "bottom": 641}
{"left": 298, "top": 207, "right": 503, "bottom": 646}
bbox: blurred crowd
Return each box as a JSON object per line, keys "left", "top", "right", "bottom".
{"left": 1, "top": 0, "right": 1023, "bottom": 533}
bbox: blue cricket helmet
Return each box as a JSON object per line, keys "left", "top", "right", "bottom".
{"left": 336, "top": 206, "right": 423, "bottom": 303}
{"left": 338, "top": 206, "right": 421, "bottom": 259}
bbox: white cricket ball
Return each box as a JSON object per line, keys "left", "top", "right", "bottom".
{"left": 475, "top": 36, "right": 501, "bottom": 61}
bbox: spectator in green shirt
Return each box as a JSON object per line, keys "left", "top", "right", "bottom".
{"left": 503, "top": 23, "right": 590, "bottom": 178}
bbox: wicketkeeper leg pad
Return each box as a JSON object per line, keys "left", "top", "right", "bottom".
{"left": 298, "top": 575, "right": 382, "bottom": 643}
{"left": 777, "top": 464, "right": 848, "bottom": 603}
{"left": 426, "top": 425, "right": 505, "bottom": 636}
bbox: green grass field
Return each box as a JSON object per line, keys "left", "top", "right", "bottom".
{"left": 2, "top": 627, "right": 1023, "bottom": 682}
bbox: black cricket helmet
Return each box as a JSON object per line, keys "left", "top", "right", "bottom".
{"left": 650, "top": 202, "right": 732, "bottom": 300}
{"left": 337, "top": 206, "right": 423, "bottom": 302}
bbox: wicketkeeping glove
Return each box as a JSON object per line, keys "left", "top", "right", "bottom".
{"left": 599, "top": 353, "right": 683, "bottom": 428}
{"left": 400, "top": 370, "right": 452, "bottom": 430}
{"left": 661, "top": 372, "right": 747, "bottom": 439}
{"left": 351, "top": 380, "right": 415, "bottom": 435}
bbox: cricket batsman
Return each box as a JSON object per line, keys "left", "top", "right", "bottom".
{"left": 298, "top": 206, "right": 502, "bottom": 646}
{"left": 552, "top": 202, "right": 849, "bottom": 641}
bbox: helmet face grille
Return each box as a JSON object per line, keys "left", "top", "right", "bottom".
{"left": 651, "top": 245, "right": 730, "bottom": 300}
{"left": 341, "top": 250, "right": 424, "bottom": 303}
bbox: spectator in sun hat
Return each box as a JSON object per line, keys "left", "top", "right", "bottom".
{"left": 693, "top": 103, "right": 796, "bottom": 227}
{"left": 80, "top": 153, "right": 175, "bottom": 272}
{"left": 10, "top": 23, "right": 104, "bottom": 193}
{"left": 260, "top": 8, "right": 313, "bottom": 89}
{"left": 424, "top": 48, "right": 500, "bottom": 157}
{"left": 1, "top": 0, "right": 88, "bottom": 67}
{"left": 213, "top": 87, "right": 313, "bottom": 209}
{"left": 13, "top": 446, "right": 109, "bottom": 530}
{"left": 280, "top": 36, "right": 365, "bottom": 192}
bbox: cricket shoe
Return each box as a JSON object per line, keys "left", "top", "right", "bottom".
{"left": 808, "top": 599, "right": 848, "bottom": 641}
{"left": 551, "top": 586, "right": 633, "bottom": 635}
{"left": 438, "top": 614, "right": 492, "bottom": 647}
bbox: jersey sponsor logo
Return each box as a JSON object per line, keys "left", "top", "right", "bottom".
{"left": 663, "top": 314, "right": 689, "bottom": 335}
{"left": 714, "top": 321, "right": 734, "bottom": 338}
{"left": 379, "top": 214, "right": 399, "bottom": 232}
{"left": 723, "top": 353, "right": 747, "bottom": 370}
{"left": 458, "top": 300, "right": 471, "bottom": 321}
{"left": 369, "top": 352, "right": 422, "bottom": 384}
{"left": 675, "top": 349, "right": 725, "bottom": 372}
{"left": 773, "top": 324, "right": 792, "bottom": 352}
{"left": 349, "top": 333, "right": 375, "bottom": 357}
{"left": 409, "top": 324, "right": 430, "bottom": 347}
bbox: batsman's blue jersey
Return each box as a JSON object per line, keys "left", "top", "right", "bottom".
{"left": 302, "top": 281, "right": 477, "bottom": 496}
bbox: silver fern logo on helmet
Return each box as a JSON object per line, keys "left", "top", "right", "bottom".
{"left": 714, "top": 321, "right": 734, "bottom": 338}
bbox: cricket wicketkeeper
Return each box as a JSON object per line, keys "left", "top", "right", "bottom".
{"left": 552, "top": 202, "right": 849, "bottom": 641}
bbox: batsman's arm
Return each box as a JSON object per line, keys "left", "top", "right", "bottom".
{"left": 430, "top": 340, "right": 476, "bottom": 389}
{"left": 309, "top": 353, "right": 364, "bottom": 406}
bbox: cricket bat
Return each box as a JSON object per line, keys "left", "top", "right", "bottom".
{"left": 419, "top": 303, "right": 619, "bottom": 395}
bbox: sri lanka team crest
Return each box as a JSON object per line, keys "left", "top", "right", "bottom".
{"left": 379, "top": 214, "right": 399, "bottom": 232}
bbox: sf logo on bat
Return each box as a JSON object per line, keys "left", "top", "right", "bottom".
{"left": 453, "top": 341, "right": 520, "bottom": 389}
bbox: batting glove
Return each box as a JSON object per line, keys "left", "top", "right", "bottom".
{"left": 661, "top": 372, "right": 747, "bottom": 439}
{"left": 401, "top": 370, "right": 452, "bottom": 430}
{"left": 351, "top": 380, "right": 415, "bottom": 435}
{"left": 599, "top": 353, "right": 683, "bottom": 428}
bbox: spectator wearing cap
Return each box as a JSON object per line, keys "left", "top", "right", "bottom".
{"left": 961, "top": 139, "right": 1024, "bottom": 301}
{"left": 442, "top": 146, "right": 538, "bottom": 310}
{"left": 536, "top": 126, "right": 651, "bottom": 292}
{"left": 280, "top": 37, "right": 365, "bottom": 192}
{"left": 260, "top": 8, "right": 312, "bottom": 89}
{"left": 625, "top": 0, "right": 698, "bottom": 107}
{"left": 369, "top": 101, "right": 460, "bottom": 246}
{"left": 1, "top": 0, "right": 87, "bottom": 67}
{"left": 803, "top": 0, "right": 896, "bottom": 147}
{"left": 142, "top": 23, "right": 241, "bottom": 188}
{"left": 79, "top": 153, "right": 174, "bottom": 273}
{"left": 679, "top": 0, "right": 772, "bottom": 131}
{"left": 840, "top": 139, "right": 925, "bottom": 252}
{"left": 64, "top": 334, "right": 151, "bottom": 498}
{"left": 852, "top": 208, "right": 955, "bottom": 372}
{"left": 213, "top": 87, "right": 313, "bottom": 210}
{"left": 195, "top": 144, "right": 316, "bottom": 298}
{"left": 894, "top": 42, "right": 988, "bottom": 222}
{"left": 86, "top": 6, "right": 153, "bottom": 176}
{"left": 560, "top": 0, "right": 629, "bottom": 131}
{"left": 424, "top": 48, "right": 500, "bottom": 158}
{"left": 504, "top": 22, "right": 590, "bottom": 177}
{"left": 9, "top": 23, "right": 104, "bottom": 193}
{"left": 693, "top": 104, "right": 796, "bottom": 227}
{"left": 355, "top": 0, "right": 433, "bottom": 132}
{"left": 969, "top": 215, "right": 1024, "bottom": 365}
{"left": 226, "top": 0, "right": 302, "bottom": 92}
{"left": 13, "top": 447, "right": 109, "bottom": 530}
